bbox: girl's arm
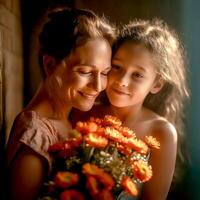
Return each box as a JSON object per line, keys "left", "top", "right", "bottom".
{"left": 141, "top": 120, "right": 177, "bottom": 200}
{"left": 8, "top": 146, "right": 47, "bottom": 200}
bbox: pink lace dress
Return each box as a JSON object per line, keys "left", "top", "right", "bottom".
{"left": 6, "top": 110, "right": 61, "bottom": 173}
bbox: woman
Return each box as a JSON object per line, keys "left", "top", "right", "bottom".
{"left": 6, "top": 8, "right": 115, "bottom": 200}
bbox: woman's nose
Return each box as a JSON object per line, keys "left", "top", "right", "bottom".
{"left": 90, "top": 73, "right": 104, "bottom": 92}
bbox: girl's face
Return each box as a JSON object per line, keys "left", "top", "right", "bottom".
{"left": 47, "top": 38, "right": 112, "bottom": 111}
{"left": 106, "top": 42, "right": 160, "bottom": 108}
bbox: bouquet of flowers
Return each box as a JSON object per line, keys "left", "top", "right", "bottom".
{"left": 39, "top": 115, "right": 160, "bottom": 200}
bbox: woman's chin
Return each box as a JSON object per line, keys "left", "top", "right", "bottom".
{"left": 75, "top": 103, "right": 93, "bottom": 112}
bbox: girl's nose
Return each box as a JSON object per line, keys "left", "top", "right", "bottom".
{"left": 116, "top": 73, "right": 129, "bottom": 87}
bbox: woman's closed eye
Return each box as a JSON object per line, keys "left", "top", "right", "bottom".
{"left": 78, "top": 70, "right": 92, "bottom": 75}
{"left": 101, "top": 68, "right": 111, "bottom": 76}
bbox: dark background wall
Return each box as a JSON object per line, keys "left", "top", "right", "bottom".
{"left": 181, "top": 1, "right": 200, "bottom": 199}
{"left": 6, "top": 0, "right": 199, "bottom": 199}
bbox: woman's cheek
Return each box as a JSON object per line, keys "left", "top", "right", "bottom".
{"left": 102, "top": 78, "right": 107, "bottom": 90}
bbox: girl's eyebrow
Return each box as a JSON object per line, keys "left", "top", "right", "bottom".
{"left": 135, "top": 65, "right": 147, "bottom": 72}
{"left": 112, "top": 59, "right": 147, "bottom": 72}
{"left": 112, "top": 57, "right": 121, "bottom": 61}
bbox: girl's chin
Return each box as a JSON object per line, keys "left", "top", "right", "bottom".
{"left": 109, "top": 100, "right": 128, "bottom": 108}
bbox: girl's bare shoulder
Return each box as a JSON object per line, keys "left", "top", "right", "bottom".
{"left": 148, "top": 113, "right": 177, "bottom": 145}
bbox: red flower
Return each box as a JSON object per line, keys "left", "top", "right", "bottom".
{"left": 60, "top": 189, "right": 85, "bottom": 200}
{"left": 68, "top": 130, "right": 83, "bottom": 147}
{"left": 54, "top": 172, "right": 79, "bottom": 188}
{"left": 86, "top": 176, "right": 100, "bottom": 197}
{"left": 48, "top": 142, "right": 65, "bottom": 152}
{"left": 97, "top": 189, "right": 114, "bottom": 200}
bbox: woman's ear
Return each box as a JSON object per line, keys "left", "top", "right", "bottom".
{"left": 150, "top": 77, "right": 165, "bottom": 94}
{"left": 43, "top": 55, "right": 56, "bottom": 76}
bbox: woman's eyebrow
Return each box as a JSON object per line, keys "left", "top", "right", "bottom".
{"left": 104, "top": 66, "right": 112, "bottom": 71}
{"left": 75, "top": 64, "right": 112, "bottom": 69}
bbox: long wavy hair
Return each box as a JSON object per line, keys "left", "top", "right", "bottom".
{"left": 109, "top": 19, "right": 190, "bottom": 185}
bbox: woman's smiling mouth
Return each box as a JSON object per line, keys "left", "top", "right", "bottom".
{"left": 78, "top": 91, "right": 98, "bottom": 99}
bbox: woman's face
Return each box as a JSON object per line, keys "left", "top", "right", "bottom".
{"left": 106, "top": 42, "right": 159, "bottom": 108}
{"left": 47, "top": 38, "right": 112, "bottom": 111}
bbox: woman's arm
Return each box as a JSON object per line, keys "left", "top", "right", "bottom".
{"left": 8, "top": 146, "right": 47, "bottom": 200}
{"left": 141, "top": 120, "right": 177, "bottom": 200}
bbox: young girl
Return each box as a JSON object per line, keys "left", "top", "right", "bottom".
{"left": 71, "top": 19, "right": 189, "bottom": 200}
{"left": 6, "top": 8, "right": 115, "bottom": 200}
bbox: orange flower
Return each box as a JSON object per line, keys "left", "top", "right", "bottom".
{"left": 103, "top": 115, "right": 122, "bottom": 127}
{"left": 121, "top": 176, "right": 138, "bottom": 196}
{"left": 96, "top": 127, "right": 106, "bottom": 137}
{"left": 117, "top": 144, "right": 132, "bottom": 156}
{"left": 145, "top": 136, "right": 160, "bottom": 149}
{"left": 123, "top": 137, "right": 149, "bottom": 154}
{"left": 82, "top": 163, "right": 115, "bottom": 190}
{"left": 84, "top": 133, "right": 108, "bottom": 148}
{"left": 86, "top": 176, "right": 100, "bottom": 197}
{"left": 89, "top": 117, "right": 103, "bottom": 126}
{"left": 54, "top": 172, "right": 79, "bottom": 188}
{"left": 116, "top": 126, "right": 136, "bottom": 138}
{"left": 132, "top": 160, "right": 153, "bottom": 182}
{"left": 97, "top": 189, "right": 114, "bottom": 200}
{"left": 105, "top": 127, "right": 124, "bottom": 143}
{"left": 82, "top": 163, "right": 102, "bottom": 176}
{"left": 60, "top": 189, "right": 85, "bottom": 200}
{"left": 76, "top": 121, "right": 98, "bottom": 134}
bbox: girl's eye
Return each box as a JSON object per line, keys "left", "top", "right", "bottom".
{"left": 132, "top": 72, "right": 144, "bottom": 79}
{"left": 112, "top": 64, "right": 121, "bottom": 71}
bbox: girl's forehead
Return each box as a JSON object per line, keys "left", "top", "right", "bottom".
{"left": 113, "top": 42, "right": 157, "bottom": 72}
{"left": 114, "top": 42, "right": 153, "bottom": 62}
{"left": 117, "top": 41, "right": 149, "bottom": 54}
